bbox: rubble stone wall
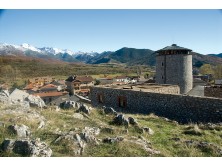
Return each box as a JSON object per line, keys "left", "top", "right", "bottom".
{"left": 90, "top": 87, "right": 222, "bottom": 123}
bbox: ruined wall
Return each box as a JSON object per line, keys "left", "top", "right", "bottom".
{"left": 204, "top": 86, "right": 222, "bottom": 98}
{"left": 90, "top": 87, "right": 222, "bottom": 123}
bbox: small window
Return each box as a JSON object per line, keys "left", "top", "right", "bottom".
{"left": 162, "top": 76, "right": 164, "bottom": 79}
{"left": 118, "top": 96, "right": 127, "bottom": 108}
{"left": 162, "top": 62, "right": 164, "bottom": 66}
{"left": 97, "top": 94, "right": 104, "bottom": 103}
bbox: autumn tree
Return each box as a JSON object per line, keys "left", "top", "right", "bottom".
{"left": 199, "top": 64, "right": 214, "bottom": 75}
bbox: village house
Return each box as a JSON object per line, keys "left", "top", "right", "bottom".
{"left": 33, "top": 91, "right": 69, "bottom": 105}
{"left": 65, "top": 75, "right": 94, "bottom": 96}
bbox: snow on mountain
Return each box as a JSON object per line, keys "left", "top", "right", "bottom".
{"left": 21, "top": 43, "right": 42, "bottom": 52}
{"left": 0, "top": 43, "right": 99, "bottom": 59}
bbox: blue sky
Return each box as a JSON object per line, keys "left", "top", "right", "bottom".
{"left": 0, "top": 9, "right": 222, "bottom": 54}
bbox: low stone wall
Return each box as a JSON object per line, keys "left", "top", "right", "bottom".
{"left": 90, "top": 87, "right": 222, "bottom": 123}
{"left": 204, "top": 86, "right": 222, "bottom": 98}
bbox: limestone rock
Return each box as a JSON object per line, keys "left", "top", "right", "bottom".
{"left": 103, "top": 106, "right": 117, "bottom": 115}
{"left": 1, "top": 138, "right": 52, "bottom": 157}
{"left": 103, "top": 136, "right": 124, "bottom": 144}
{"left": 128, "top": 117, "right": 138, "bottom": 126}
{"left": 78, "top": 104, "right": 91, "bottom": 115}
{"left": 143, "top": 127, "right": 154, "bottom": 135}
{"left": 0, "top": 90, "right": 10, "bottom": 103}
{"left": 113, "top": 114, "right": 129, "bottom": 127}
{"left": 8, "top": 124, "right": 31, "bottom": 138}
{"left": 25, "top": 95, "right": 46, "bottom": 108}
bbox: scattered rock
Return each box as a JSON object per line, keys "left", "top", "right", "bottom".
{"left": 54, "top": 127, "right": 100, "bottom": 155}
{"left": 128, "top": 117, "right": 138, "bottom": 126}
{"left": 103, "top": 106, "right": 117, "bottom": 115}
{"left": 37, "top": 120, "right": 45, "bottom": 129}
{"left": 8, "top": 124, "right": 31, "bottom": 138}
{"left": 1, "top": 138, "right": 52, "bottom": 157}
{"left": 55, "top": 106, "right": 60, "bottom": 112}
{"left": 143, "top": 127, "right": 154, "bottom": 135}
{"left": 113, "top": 114, "right": 129, "bottom": 127}
{"left": 73, "top": 113, "right": 84, "bottom": 120}
{"left": 25, "top": 95, "right": 46, "bottom": 108}
{"left": 103, "top": 136, "right": 124, "bottom": 144}
{"left": 78, "top": 104, "right": 91, "bottom": 115}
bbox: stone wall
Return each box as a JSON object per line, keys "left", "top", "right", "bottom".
{"left": 204, "top": 86, "right": 222, "bottom": 98}
{"left": 90, "top": 87, "right": 222, "bottom": 123}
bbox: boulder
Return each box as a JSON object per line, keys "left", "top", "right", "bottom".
{"left": 103, "top": 136, "right": 124, "bottom": 144}
{"left": 25, "top": 95, "right": 46, "bottom": 108}
{"left": 128, "top": 117, "right": 138, "bottom": 126}
{"left": 1, "top": 138, "right": 52, "bottom": 157}
{"left": 103, "top": 106, "right": 117, "bottom": 115}
{"left": 78, "top": 104, "right": 91, "bottom": 115}
{"left": 113, "top": 114, "right": 129, "bottom": 127}
{"left": 143, "top": 127, "right": 154, "bottom": 135}
{"left": 8, "top": 124, "right": 31, "bottom": 138}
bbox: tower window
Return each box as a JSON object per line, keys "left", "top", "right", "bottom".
{"left": 162, "top": 76, "right": 164, "bottom": 79}
{"left": 162, "top": 62, "right": 164, "bottom": 66}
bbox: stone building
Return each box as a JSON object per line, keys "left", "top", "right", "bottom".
{"left": 65, "top": 75, "right": 94, "bottom": 96}
{"left": 155, "top": 44, "right": 193, "bottom": 94}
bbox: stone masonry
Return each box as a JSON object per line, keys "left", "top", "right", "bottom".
{"left": 90, "top": 86, "right": 222, "bottom": 124}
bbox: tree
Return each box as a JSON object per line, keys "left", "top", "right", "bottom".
{"left": 199, "top": 64, "right": 214, "bottom": 75}
{"left": 214, "top": 65, "right": 222, "bottom": 79}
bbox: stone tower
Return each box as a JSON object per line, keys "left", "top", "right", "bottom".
{"left": 155, "top": 44, "right": 193, "bottom": 94}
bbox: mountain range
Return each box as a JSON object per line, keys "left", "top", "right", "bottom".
{"left": 0, "top": 43, "right": 222, "bottom": 67}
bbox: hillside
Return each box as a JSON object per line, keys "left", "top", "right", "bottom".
{"left": 0, "top": 102, "right": 221, "bottom": 157}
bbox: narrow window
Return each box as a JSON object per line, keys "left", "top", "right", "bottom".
{"left": 162, "top": 62, "right": 164, "bottom": 66}
{"left": 118, "top": 96, "right": 127, "bottom": 108}
{"left": 97, "top": 94, "right": 104, "bottom": 103}
{"left": 162, "top": 76, "right": 164, "bottom": 79}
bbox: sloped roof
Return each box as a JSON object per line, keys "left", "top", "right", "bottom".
{"left": 76, "top": 76, "right": 93, "bottom": 82}
{"left": 33, "top": 91, "right": 68, "bottom": 97}
{"left": 156, "top": 44, "right": 192, "bottom": 52}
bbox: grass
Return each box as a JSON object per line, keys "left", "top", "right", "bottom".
{"left": 0, "top": 103, "right": 222, "bottom": 157}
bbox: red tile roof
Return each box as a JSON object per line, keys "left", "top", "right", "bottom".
{"left": 40, "top": 84, "right": 57, "bottom": 89}
{"left": 33, "top": 91, "right": 68, "bottom": 97}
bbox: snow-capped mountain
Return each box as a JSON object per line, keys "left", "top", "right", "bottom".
{"left": 0, "top": 42, "right": 99, "bottom": 63}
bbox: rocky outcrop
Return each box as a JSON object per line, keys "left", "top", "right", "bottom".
{"left": 113, "top": 114, "right": 129, "bottom": 127}
{"left": 1, "top": 138, "right": 52, "bottom": 157}
{"left": 25, "top": 95, "right": 46, "bottom": 108}
{"left": 8, "top": 124, "right": 31, "bottom": 138}
{"left": 61, "top": 101, "right": 81, "bottom": 109}
{"left": 103, "top": 136, "right": 124, "bottom": 144}
{"left": 73, "top": 113, "right": 84, "bottom": 120}
{"left": 77, "top": 104, "right": 91, "bottom": 115}
{"left": 128, "top": 117, "right": 138, "bottom": 126}
{"left": 54, "top": 127, "right": 100, "bottom": 155}
{"left": 103, "top": 106, "right": 117, "bottom": 115}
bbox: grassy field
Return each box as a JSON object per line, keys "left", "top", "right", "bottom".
{"left": 0, "top": 103, "right": 221, "bottom": 157}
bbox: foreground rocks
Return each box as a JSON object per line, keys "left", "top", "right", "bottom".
{"left": 1, "top": 138, "right": 52, "bottom": 157}
{"left": 113, "top": 114, "right": 129, "bottom": 127}
{"left": 8, "top": 124, "right": 31, "bottom": 138}
{"left": 103, "top": 106, "right": 117, "bottom": 115}
{"left": 54, "top": 127, "right": 100, "bottom": 155}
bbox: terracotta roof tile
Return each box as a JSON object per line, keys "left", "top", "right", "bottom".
{"left": 33, "top": 92, "right": 68, "bottom": 97}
